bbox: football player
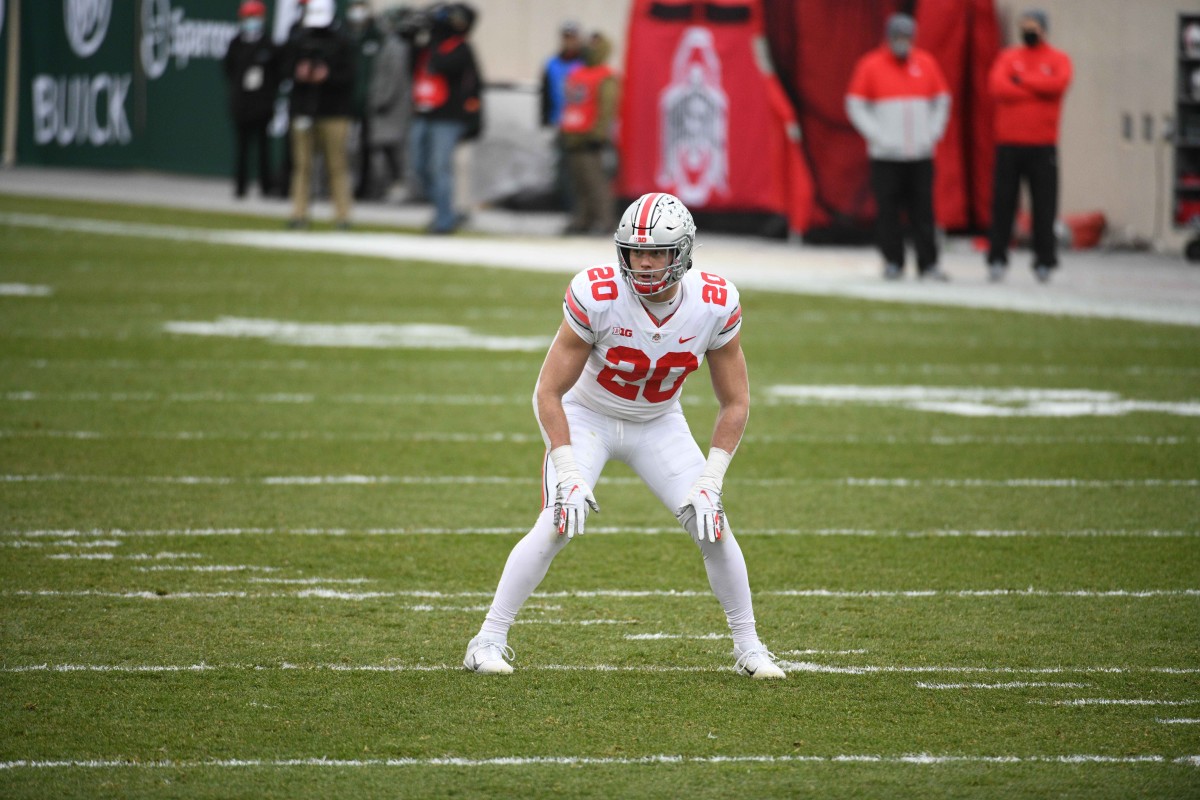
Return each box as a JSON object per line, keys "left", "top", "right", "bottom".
{"left": 464, "top": 193, "right": 785, "bottom": 679}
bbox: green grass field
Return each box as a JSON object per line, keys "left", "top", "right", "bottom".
{"left": 1, "top": 194, "right": 1198, "bottom": 798}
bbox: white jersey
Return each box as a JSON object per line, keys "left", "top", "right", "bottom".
{"left": 561, "top": 265, "right": 743, "bottom": 422}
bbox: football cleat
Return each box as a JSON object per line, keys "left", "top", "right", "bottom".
{"left": 733, "top": 644, "right": 787, "bottom": 680}
{"left": 463, "top": 636, "right": 515, "bottom": 674}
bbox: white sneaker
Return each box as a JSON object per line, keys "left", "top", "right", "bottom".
{"left": 733, "top": 644, "right": 786, "bottom": 679}
{"left": 463, "top": 636, "right": 515, "bottom": 674}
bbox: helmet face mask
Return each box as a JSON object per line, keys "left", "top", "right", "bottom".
{"left": 614, "top": 193, "right": 696, "bottom": 297}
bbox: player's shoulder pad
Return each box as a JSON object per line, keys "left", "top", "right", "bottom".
{"left": 686, "top": 268, "right": 741, "bottom": 318}
{"left": 568, "top": 263, "right": 624, "bottom": 305}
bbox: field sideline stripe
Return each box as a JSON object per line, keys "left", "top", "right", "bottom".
{"left": 3, "top": 474, "right": 1198, "bottom": 488}
{"left": 915, "top": 682, "right": 1089, "bottom": 690}
{"left": 2, "top": 430, "right": 1196, "bottom": 447}
{"left": 7, "top": 588, "right": 1200, "bottom": 601}
{"left": 1, "top": 754, "right": 1196, "bottom": 770}
{"left": 1, "top": 662, "right": 1195, "bottom": 676}
{"left": 6, "top": 527, "right": 1195, "bottom": 539}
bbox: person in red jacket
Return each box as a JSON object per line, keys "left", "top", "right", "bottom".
{"left": 847, "top": 14, "right": 951, "bottom": 281}
{"left": 985, "top": 10, "right": 1073, "bottom": 283}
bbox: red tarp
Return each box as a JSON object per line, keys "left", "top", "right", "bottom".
{"left": 616, "top": 0, "right": 814, "bottom": 233}
{"left": 762, "top": 0, "right": 1000, "bottom": 233}
{"left": 619, "top": 0, "right": 1000, "bottom": 235}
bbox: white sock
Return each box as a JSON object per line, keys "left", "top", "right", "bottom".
{"left": 680, "top": 511, "right": 761, "bottom": 650}
{"left": 478, "top": 508, "right": 566, "bottom": 642}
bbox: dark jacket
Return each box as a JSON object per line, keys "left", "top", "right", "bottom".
{"left": 412, "top": 34, "right": 480, "bottom": 125}
{"left": 222, "top": 34, "right": 280, "bottom": 124}
{"left": 283, "top": 25, "right": 356, "bottom": 119}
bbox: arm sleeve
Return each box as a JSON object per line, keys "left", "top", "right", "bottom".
{"left": 593, "top": 75, "right": 620, "bottom": 142}
{"left": 369, "top": 39, "right": 402, "bottom": 109}
{"left": 1020, "top": 52, "right": 1073, "bottom": 98}
{"left": 562, "top": 273, "right": 598, "bottom": 343}
{"left": 930, "top": 91, "right": 951, "bottom": 143}
{"left": 845, "top": 60, "right": 879, "bottom": 143}
{"left": 429, "top": 39, "right": 469, "bottom": 77}
{"left": 707, "top": 282, "right": 743, "bottom": 351}
{"left": 540, "top": 65, "right": 553, "bottom": 127}
{"left": 988, "top": 51, "right": 1033, "bottom": 101}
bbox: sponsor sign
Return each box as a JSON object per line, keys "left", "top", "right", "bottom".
{"left": 16, "top": 0, "right": 276, "bottom": 175}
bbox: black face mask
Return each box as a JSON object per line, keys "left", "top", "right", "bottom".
{"left": 1022, "top": 30, "right": 1041, "bottom": 47}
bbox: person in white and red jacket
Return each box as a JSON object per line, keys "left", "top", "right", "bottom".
{"left": 846, "top": 13, "right": 951, "bottom": 281}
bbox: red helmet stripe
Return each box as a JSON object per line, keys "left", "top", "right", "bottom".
{"left": 636, "top": 193, "right": 663, "bottom": 233}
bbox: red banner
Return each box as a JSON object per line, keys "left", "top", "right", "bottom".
{"left": 617, "top": 0, "right": 813, "bottom": 233}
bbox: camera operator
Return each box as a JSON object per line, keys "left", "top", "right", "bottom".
{"left": 407, "top": 3, "right": 482, "bottom": 234}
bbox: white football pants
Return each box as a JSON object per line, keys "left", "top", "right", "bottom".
{"left": 478, "top": 398, "right": 762, "bottom": 650}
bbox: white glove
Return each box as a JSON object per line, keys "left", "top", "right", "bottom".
{"left": 678, "top": 448, "right": 733, "bottom": 543}
{"left": 550, "top": 446, "right": 599, "bottom": 539}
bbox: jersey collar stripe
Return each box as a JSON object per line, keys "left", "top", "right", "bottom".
{"left": 719, "top": 306, "right": 742, "bottom": 334}
{"left": 565, "top": 289, "right": 592, "bottom": 330}
{"left": 639, "top": 303, "right": 675, "bottom": 329}
{"left": 636, "top": 193, "right": 662, "bottom": 233}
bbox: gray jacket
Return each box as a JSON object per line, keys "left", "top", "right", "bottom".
{"left": 368, "top": 33, "right": 411, "bottom": 146}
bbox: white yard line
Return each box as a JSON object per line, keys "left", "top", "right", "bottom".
{"left": 7, "top": 527, "right": 1196, "bottom": 539}
{"left": 916, "top": 682, "right": 1090, "bottom": 690}
{"left": 3, "top": 429, "right": 1196, "bottom": 446}
{"left": 1039, "top": 699, "right": 1200, "bottom": 707}
{"left": 7, "top": 588, "right": 1199, "bottom": 601}
{"left": 785, "top": 663, "right": 1199, "bottom": 675}
{"left": 1157, "top": 718, "right": 1200, "bottom": 724}
{"left": 0, "top": 753, "right": 1195, "bottom": 769}
{"left": 3, "top": 474, "right": 1197, "bottom": 488}
{"left": 0, "top": 283, "right": 53, "bottom": 296}
{"left": 48, "top": 552, "right": 203, "bottom": 560}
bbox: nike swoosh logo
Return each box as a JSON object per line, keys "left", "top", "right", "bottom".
{"left": 679, "top": 335, "right": 697, "bottom": 344}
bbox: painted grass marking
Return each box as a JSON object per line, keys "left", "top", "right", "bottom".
{"left": 782, "top": 649, "right": 870, "bottom": 656}
{"left": 915, "top": 682, "right": 1090, "bottom": 690}
{"left": 624, "top": 633, "right": 729, "bottom": 641}
{"left": 7, "top": 588, "right": 1199, "bottom": 601}
{"left": 163, "top": 317, "right": 552, "bottom": 352}
{"left": 4, "top": 474, "right": 1198, "bottom": 489}
{"left": 247, "top": 578, "right": 373, "bottom": 585}
{"left": 784, "top": 663, "right": 1199, "bottom": 676}
{"left": 0, "top": 283, "right": 53, "bottom": 297}
{"left": 2, "top": 662, "right": 1194, "bottom": 677}
{"left": 1041, "top": 698, "right": 1200, "bottom": 707}
{"left": 3, "top": 391, "right": 531, "bottom": 406}
{"left": 132, "top": 565, "right": 277, "bottom": 573}
{"left": 49, "top": 552, "right": 203, "bottom": 560}
{"left": 6, "top": 527, "right": 1196, "bottom": 539}
{"left": 765, "top": 385, "right": 1200, "bottom": 418}
{"left": 3, "top": 429, "right": 1196, "bottom": 446}
{"left": 0, "top": 753, "right": 1195, "bottom": 770}
{"left": 1157, "top": 719, "right": 1200, "bottom": 724}
{"left": 4, "top": 539, "right": 121, "bottom": 549}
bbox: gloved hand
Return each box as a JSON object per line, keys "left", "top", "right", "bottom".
{"left": 680, "top": 476, "right": 724, "bottom": 543}
{"left": 549, "top": 445, "right": 599, "bottom": 538}
{"left": 676, "top": 448, "right": 734, "bottom": 544}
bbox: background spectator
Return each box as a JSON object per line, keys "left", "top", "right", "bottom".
{"left": 541, "top": 21, "right": 585, "bottom": 212}
{"left": 284, "top": 0, "right": 356, "bottom": 228}
{"left": 222, "top": 0, "right": 280, "bottom": 199}
{"left": 366, "top": 7, "right": 413, "bottom": 202}
{"left": 409, "top": 3, "right": 482, "bottom": 234}
{"left": 846, "top": 13, "right": 951, "bottom": 281}
{"left": 559, "top": 32, "right": 619, "bottom": 235}
{"left": 985, "top": 9, "right": 1073, "bottom": 283}
{"left": 346, "top": 0, "right": 383, "bottom": 199}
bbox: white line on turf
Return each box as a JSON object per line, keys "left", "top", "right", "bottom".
{"left": 0, "top": 753, "right": 1195, "bottom": 769}
{"left": 1157, "top": 719, "right": 1200, "bottom": 724}
{"left": 131, "top": 565, "right": 277, "bottom": 572}
{"left": 7, "top": 588, "right": 1199, "bottom": 601}
{"left": 2, "top": 429, "right": 1196, "bottom": 446}
{"left": 6, "top": 526, "right": 1196, "bottom": 539}
{"left": 624, "top": 633, "right": 729, "bottom": 640}
{"left": 3, "top": 391, "right": 535, "bottom": 405}
{"left": 915, "top": 682, "right": 1090, "bottom": 690}
{"left": 0, "top": 283, "right": 53, "bottom": 297}
{"left": 1038, "top": 699, "right": 1200, "bottom": 706}
{"left": 4, "top": 540, "right": 121, "bottom": 548}
{"left": 3, "top": 474, "right": 1198, "bottom": 488}
{"left": 1, "top": 662, "right": 1193, "bottom": 675}
{"left": 48, "top": 553, "right": 203, "bottom": 560}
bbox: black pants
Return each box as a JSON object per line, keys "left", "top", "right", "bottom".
{"left": 987, "top": 144, "right": 1059, "bottom": 269}
{"left": 869, "top": 158, "right": 938, "bottom": 272}
{"left": 234, "top": 119, "right": 273, "bottom": 197}
{"left": 355, "top": 115, "right": 372, "bottom": 198}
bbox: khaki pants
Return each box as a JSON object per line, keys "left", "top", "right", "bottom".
{"left": 290, "top": 117, "right": 352, "bottom": 224}
{"left": 565, "top": 146, "right": 615, "bottom": 233}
